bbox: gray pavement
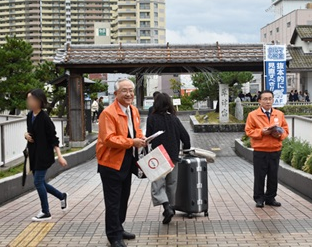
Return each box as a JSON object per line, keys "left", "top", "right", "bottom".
{"left": 0, "top": 116, "right": 312, "bottom": 247}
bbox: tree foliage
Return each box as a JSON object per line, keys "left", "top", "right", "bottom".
{"left": 170, "top": 78, "right": 183, "bottom": 97}
{"left": 85, "top": 78, "right": 108, "bottom": 100}
{"left": 34, "top": 60, "right": 66, "bottom": 116}
{"left": 190, "top": 71, "right": 254, "bottom": 101}
{"left": 0, "top": 36, "right": 43, "bottom": 112}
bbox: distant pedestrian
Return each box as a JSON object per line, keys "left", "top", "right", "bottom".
{"left": 304, "top": 91, "right": 310, "bottom": 102}
{"left": 25, "top": 89, "right": 68, "bottom": 222}
{"left": 289, "top": 90, "right": 294, "bottom": 102}
{"left": 98, "top": 97, "right": 104, "bottom": 117}
{"left": 299, "top": 91, "right": 304, "bottom": 102}
{"left": 148, "top": 91, "right": 160, "bottom": 117}
{"left": 245, "top": 90, "right": 289, "bottom": 208}
{"left": 238, "top": 91, "right": 245, "bottom": 101}
{"left": 91, "top": 98, "right": 99, "bottom": 123}
{"left": 96, "top": 79, "right": 146, "bottom": 247}
{"left": 146, "top": 93, "right": 191, "bottom": 224}
{"left": 293, "top": 90, "right": 299, "bottom": 102}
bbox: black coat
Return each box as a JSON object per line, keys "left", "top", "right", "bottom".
{"left": 27, "top": 110, "right": 59, "bottom": 171}
{"left": 146, "top": 113, "right": 191, "bottom": 162}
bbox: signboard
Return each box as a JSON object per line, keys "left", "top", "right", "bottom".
{"left": 172, "top": 98, "right": 181, "bottom": 106}
{"left": 219, "top": 84, "right": 229, "bottom": 123}
{"left": 98, "top": 28, "right": 107, "bottom": 36}
{"left": 143, "top": 99, "right": 154, "bottom": 110}
{"left": 264, "top": 45, "right": 287, "bottom": 107}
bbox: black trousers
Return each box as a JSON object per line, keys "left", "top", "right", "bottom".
{"left": 253, "top": 150, "right": 281, "bottom": 203}
{"left": 99, "top": 151, "right": 134, "bottom": 243}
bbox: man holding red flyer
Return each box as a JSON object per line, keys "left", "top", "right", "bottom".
{"left": 245, "top": 90, "right": 289, "bottom": 208}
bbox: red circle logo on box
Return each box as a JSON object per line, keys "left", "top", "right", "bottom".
{"left": 148, "top": 158, "right": 159, "bottom": 169}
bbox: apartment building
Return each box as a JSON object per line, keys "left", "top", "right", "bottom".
{"left": 100, "top": 0, "right": 166, "bottom": 44}
{"left": 261, "top": 9, "right": 312, "bottom": 45}
{"left": 0, "top": 0, "right": 166, "bottom": 63}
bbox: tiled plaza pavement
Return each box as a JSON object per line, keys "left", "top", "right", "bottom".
{"left": 1, "top": 117, "right": 312, "bottom": 247}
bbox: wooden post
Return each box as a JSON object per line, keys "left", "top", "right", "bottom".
{"left": 68, "top": 71, "right": 86, "bottom": 142}
{"left": 136, "top": 74, "right": 144, "bottom": 109}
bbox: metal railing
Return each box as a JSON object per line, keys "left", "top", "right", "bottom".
{"left": 285, "top": 115, "right": 312, "bottom": 145}
{"left": 0, "top": 116, "right": 66, "bottom": 167}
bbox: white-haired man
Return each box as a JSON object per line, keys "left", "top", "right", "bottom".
{"left": 96, "top": 79, "right": 146, "bottom": 247}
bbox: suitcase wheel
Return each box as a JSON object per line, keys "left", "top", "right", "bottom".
{"left": 187, "top": 213, "right": 194, "bottom": 219}
{"left": 204, "top": 211, "right": 209, "bottom": 217}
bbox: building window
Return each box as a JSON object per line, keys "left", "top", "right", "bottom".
{"left": 270, "top": 30, "right": 272, "bottom": 35}
{"left": 140, "top": 39, "right": 150, "bottom": 44}
{"left": 154, "top": 30, "right": 158, "bottom": 35}
{"left": 154, "top": 21, "right": 158, "bottom": 27}
{"left": 154, "top": 39, "right": 158, "bottom": 44}
{"left": 264, "top": 33, "right": 267, "bottom": 38}
{"left": 154, "top": 12, "right": 158, "bottom": 18}
{"left": 140, "top": 12, "right": 150, "bottom": 19}
{"left": 140, "top": 21, "right": 150, "bottom": 28}
{"left": 140, "top": 30, "right": 150, "bottom": 36}
{"left": 140, "top": 3, "right": 150, "bottom": 10}
{"left": 276, "top": 27, "right": 279, "bottom": 33}
{"left": 154, "top": 3, "right": 158, "bottom": 9}
{"left": 287, "top": 22, "right": 291, "bottom": 28}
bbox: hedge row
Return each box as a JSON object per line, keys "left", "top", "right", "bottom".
{"left": 281, "top": 138, "right": 312, "bottom": 174}
{"left": 229, "top": 103, "right": 312, "bottom": 121}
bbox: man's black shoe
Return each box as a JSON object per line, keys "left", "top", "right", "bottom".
{"left": 122, "top": 231, "right": 135, "bottom": 240}
{"left": 266, "top": 201, "right": 281, "bottom": 207}
{"left": 163, "top": 207, "right": 174, "bottom": 224}
{"left": 110, "top": 240, "right": 126, "bottom": 247}
{"left": 256, "top": 201, "right": 264, "bottom": 208}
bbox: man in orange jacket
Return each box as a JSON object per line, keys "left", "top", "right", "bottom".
{"left": 245, "top": 90, "right": 289, "bottom": 208}
{"left": 96, "top": 79, "right": 146, "bottom": 247}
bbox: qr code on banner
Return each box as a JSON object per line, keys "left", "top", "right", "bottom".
{"left": 267, "top": 46, "right": 286, "bottom": 60}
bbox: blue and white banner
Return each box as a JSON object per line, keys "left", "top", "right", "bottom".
{"left": 264, "top": 45, "right": 287, "bottom": 107}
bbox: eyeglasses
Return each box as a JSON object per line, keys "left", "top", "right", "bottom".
{"left": 119, "top": 89, "right": 134, "bottom": 94}
{"left": 261, "top": 98, "right": 273, "bottom": 102}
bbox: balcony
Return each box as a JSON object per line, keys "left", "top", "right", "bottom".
{"left": 118, "top": 31, "right": 137, "bottom": 37}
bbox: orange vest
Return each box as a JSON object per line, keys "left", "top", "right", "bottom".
{"left": 245, "top": 107, "right": 289, "bottom": 152}
{"left": 96, "top": 100, "right": 144, "bottom": 170}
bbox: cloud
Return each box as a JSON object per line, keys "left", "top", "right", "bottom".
{"left": 166, "top": 0, "right": 275, "bottom": 43}
{"left": 166, "top": 26, "right": 238, "bottom": 44}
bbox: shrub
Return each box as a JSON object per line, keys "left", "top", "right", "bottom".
{"left": 303, "top": 153, "right": 312, "bottom": 174}
{"left": 281, "top": 138, "right": 298, "bottom": 165}
{"left": 290, "top": 141, "right": 312, "bottom": 170}
{"left": 230, "top": 103, "right": 312, "bottom": 122}
{"left": 241, "top": 134, "right": 251, "bottom": 148}
{"left": 176, "top": 95, "right": 194, "bottom": 111}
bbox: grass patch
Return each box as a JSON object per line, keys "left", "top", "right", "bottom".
{"left": 60, "top": 147, "right": 82, "bottom": 155}
{"left": 0, "top": 163, "right": 24, "bottom": 179}
{"left": 195, "top": 112, "right": 244, "bottom": 124}
{"left": 0, "top": 147, "right": 83, "bottom": 180}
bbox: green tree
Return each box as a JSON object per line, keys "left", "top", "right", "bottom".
{"left": 34, "top": 60, "right": 66, "bottom": 116}
{"left": 190, "top": 72, "right": 219, "bottom": 101}
{"left": 85, "top": 79, "right": 108, "bottom": 100}
{"left": 190, "top": 71, "right": 254, "bottom": 102}
{"left": 0, "top": 36, "right": 43, "bottom": 112}
{"left": 170, "top": 78, "right": 183, "bottom": 97}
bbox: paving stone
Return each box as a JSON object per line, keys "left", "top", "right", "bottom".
{"left": 0, "top": 117, "right": 312, "bottom": 246}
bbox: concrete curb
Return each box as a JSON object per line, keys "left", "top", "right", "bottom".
{"left": 235, "top": 138, "right": 312, "bottom": 200}
{"left": 0, "top": 140, "right": 97, "bottom": 206}
{"left": 191, "top": 116, "right": 246, "bottom": 133}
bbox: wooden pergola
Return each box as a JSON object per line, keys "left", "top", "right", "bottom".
{"left": 53, "top": 42, "right": 291, "bottom": 142}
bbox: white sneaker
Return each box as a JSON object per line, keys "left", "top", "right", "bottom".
{"left": 61, "top": 193, "right": 68, "bottom": 210}
{"left": 32, "top": 211, "right": 52, "bottom": 222}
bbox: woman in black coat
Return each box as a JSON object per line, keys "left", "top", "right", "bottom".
{"left": 25, "top": 89, "right": 68, "bottom": 221}
{"left": 146, "top": 93, "right": 191, "bottom": 225}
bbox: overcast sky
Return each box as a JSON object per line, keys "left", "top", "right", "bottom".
{"left": 166, "top": 0, "right": 275, "bottom": 44}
